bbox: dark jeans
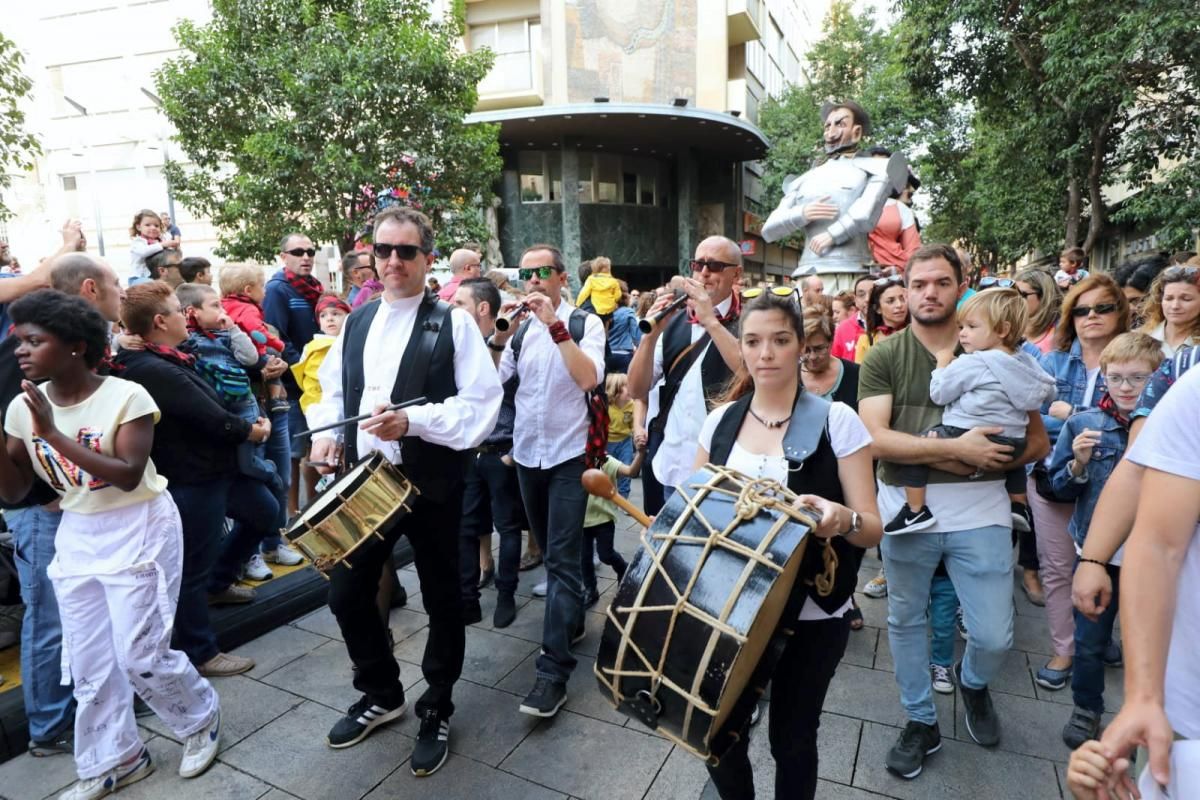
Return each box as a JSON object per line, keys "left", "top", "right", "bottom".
{"left": 581, "top": 521, "right": 626, "bottom": 592}
{"left": 516, "top": 456, "right": 587, "bottom": 684}
{"left": 261, "top": 405, "right": 292, "bottom": 550}
{"left": 895, "top": 425, "right": 1028, "bottom": 495}
{"left": 459, "top": 451, "right": 524, "bottom": 602}
{"left": 328, "top": 491, "right": 464, "bottom": 716}
{"left": 606, "top": 350, "right": 632, "bottom": 374}
{"left": 169, "top": 476, "right": 279, "bottom": 665}
{"left": 1018, "top": 525, "right": 1040, "bottom": 571}
{"left": 642, "top": 427, "right": 666, "bottom": 516}
{"left": 230, "top": 395, "right": 280, "bottom": 491}
{"left": 1072, "top": 562, "right": 1121, "bottom": 713}
{"left": 707, "top": 616, "right": 851, "bottom": 800}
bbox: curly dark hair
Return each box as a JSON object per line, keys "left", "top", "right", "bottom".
{"left": 9, "top": 289, "right": 110, "bottom": 368}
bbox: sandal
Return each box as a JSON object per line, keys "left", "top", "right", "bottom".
{"left": 847, "top": 601, "right": 864, "bottom": 631}
{"left": 518, "top": 552, "right": 543, "bottom": 571}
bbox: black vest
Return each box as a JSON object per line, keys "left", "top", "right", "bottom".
{"left": 339, "top": 292, "right": 466, "bottom": 503}
{"left": 650, "top": 309, "right": 739, "bottom": 434}
{"left": 708, "top": 389, "right": 860, "bottom": 613}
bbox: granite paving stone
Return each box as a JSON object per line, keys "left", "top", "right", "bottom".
{"left": 234, "top": 624, "right": 332, "bottom": 679}
{"left": 258, "top": 638, "right": 425, "bottom": 713}
{"left": 496, "top": 651, "right": 628, "bottom": 726}
{"left": 0, "top": 742, "right": 85, "bottom": 800}
{"left": 501, "top": 710, "right": 671, "bottom": 800}
{"left": 363, "top": 752, "right": 566, "bottom": 800}
{"left": 394, "top": 625, "right": 537, "bottom": 688}
{"left": 107, "top": 736, "right": 272, "bottom": 800}
{"left": 825, "top": 663, "right": 956, "bottom": 731}
{"left": 394, "top": 679, "right": 540, "bottom": 766}
{"left": 842, "top": 626, "right": 880, "bottom": 668}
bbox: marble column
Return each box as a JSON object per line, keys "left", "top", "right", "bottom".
{"left": 560, "top": 141, "right": 582, "bottom": 293}
{"left": 677, "top": 148, "right": 697, "bottom": 275}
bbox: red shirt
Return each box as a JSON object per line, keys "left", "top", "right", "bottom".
{"left": 832, "top": 315, "right": 864, "bottom": 362}
{"left": 868, "top": 199, "right": 921, "bottom": 270}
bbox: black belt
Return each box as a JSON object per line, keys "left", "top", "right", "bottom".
{"left": 476, "top": 441, "right": 512, "bottom": 455}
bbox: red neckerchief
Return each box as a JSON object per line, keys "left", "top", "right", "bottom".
{"left": 98, "top": 344, "right": 123, "bottom": 375}
{"left": 186, "top": 318, "right": 217, "bottom": 340}
{"left": 687, "top": 291, "right": 741, "bottom": 326}
{"left": 1097, "top": 392, "right": 1130, "bottom": 428}
{"left": 143, "top": 341, "right": 196, "bottom": 368}
{"left": 285, "top": 268, "right": 324, "bottom": 308}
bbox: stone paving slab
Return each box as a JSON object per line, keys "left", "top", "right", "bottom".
{"left": 364, "top": 752, "right": 567, "bottom": 800}
{"left": 232, "top": 624, "right": 331, "bottom": 679}
{"left": 495, "top": 651, "right": 628, "bottom": 727}
{"left": 257, "top": 639, "right": 426, "bottom": 714}
{"left": 102, "top": 735, "right": 272, "bottom": 800}
{"left": 0, "top": 739, "right": 83, "bottom": 800}
{"left": 393, "top": 678, "right": 540, "bottom": 767}
{"left": 393, "top": 625, "right": 538, "bottom": 689}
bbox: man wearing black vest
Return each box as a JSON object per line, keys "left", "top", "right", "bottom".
{"left": 488, "top": 243, "right": 605, "bottom": 718}
{"left": 627, "top": 236, "right": 745, "bottom": 514}
{"left": 307, "top": 207, "right": 502, "bottom": 775}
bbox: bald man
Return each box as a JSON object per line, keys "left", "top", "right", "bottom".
{"left": 802, "top": 275, "right": 825, "bottom": 307}
{"left": 438, "top": 247, "right": 483, "bottom": 301}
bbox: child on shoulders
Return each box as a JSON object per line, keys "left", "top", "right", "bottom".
{"left": 576, "top": 256, "right": 621, "bottom": 316}
{"left": 219, "top": 262, "right": 290, "bottom": 413}
{"left": 129, "top": 208, "right": 180, "bottom": 285}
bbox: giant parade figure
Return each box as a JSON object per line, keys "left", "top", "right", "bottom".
{"left": 762, "top": 100, "right": 907, "bottom": 281}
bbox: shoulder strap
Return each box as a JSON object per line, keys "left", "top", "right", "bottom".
{"left": 782, "top": 390, "right": 832, "bottom": 465}
{"left": 707, "top": 395, "right": 752, "bottom": 466}
{"left": 511, "top": 307, "right": 590, "bottom": 364}
{"left": 395, "top": 294, "right": 453, "bottom": 403}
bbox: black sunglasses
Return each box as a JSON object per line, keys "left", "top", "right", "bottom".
{"left": 978, "top": 277, "right": 1015, "bottom": 290}
{"left": 689, "top": 259, "right": 739, "bottom": 274}
{"left": 1017, "top": 287, "right": 1041, "bottom": 299}
{"left": 1071, "top": 303, "right": 1119, "bottom": 319}
{"left": 372, "top": 242, "right": 425, "bottom": 261}
{"left": 285, "top": 247, "right": 317, "bottom": 258}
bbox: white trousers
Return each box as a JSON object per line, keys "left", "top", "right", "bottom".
{"left": 50, "top": 493, "right": 218, "bottom": 779}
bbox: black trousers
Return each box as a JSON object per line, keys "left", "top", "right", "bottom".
{"left": 707, "top": 616, "right": 851, "bottom": 800}
{"left": 642, "top": 427, "right": 666, "bottom": 516}
{"left": 459, "top": 451, "right": 525, "bottom": 601}
{"left": 327, "top": 490, "right": 464, "bottom": 717}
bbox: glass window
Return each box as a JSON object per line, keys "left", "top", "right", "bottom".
{"left": 519, "top": 152, "right": 545, "bottom": 203}
{"left": 595, "top": 154, "right": 619, "bottom": 203}
{"left": 622, "top": 170, "right": 637, "bottom": 205}
{"left": 577, "top": 153, "right": 594, "bottom": 203}
{"left": 548, "top": 155, "right": 562, "bottom": 202}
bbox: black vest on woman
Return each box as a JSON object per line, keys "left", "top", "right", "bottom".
{"left": 707, "top": 388, "right": 860, "bottom": 613}
{"left": 338, "top": 291, "right": 466, "bottom": 503}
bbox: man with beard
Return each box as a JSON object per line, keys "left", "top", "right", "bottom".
{"left": 857, "top": 244, "right": 1050, "bottom": 779}
{"left": 761, "top": 101, "right": 906, "bottom": 280}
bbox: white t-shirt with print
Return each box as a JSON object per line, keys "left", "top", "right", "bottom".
{"left": 699, "top": 400, "right": 873, "bottom": 620}
{"left": 1125, "top": 365, "right": 1200, "bottom": 739}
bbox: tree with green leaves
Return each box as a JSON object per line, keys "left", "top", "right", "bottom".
{"left": 0, "top": 32, "right": 41, "bottom": 222}
{"left": 155, "top": 0, "right": 501, "bottom": 260}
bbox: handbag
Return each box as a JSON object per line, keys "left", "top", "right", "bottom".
{"left": 1031, "top": 463, "right": 1073, "bottom": 504}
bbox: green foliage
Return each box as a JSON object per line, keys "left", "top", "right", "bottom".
{"left": 155, "top": 0, "right": 501, "bottom": 259}
{"left": 0, "top": 33, "right": 41, "bottom": 221}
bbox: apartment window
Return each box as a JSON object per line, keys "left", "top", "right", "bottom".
{"left": 577, "top": 154, "right": 662, "bottom": 206}
{"left": 62, "top": 175, "right": 78, "bottom": 191}
{"left": 519, "top": 151, "right": 546, "bottom": 202}
{"left": 471, "top": 18, "right": 540, "bottom": 95}
{"left": 595, "top": 154, "right": 619, "bottom": 203}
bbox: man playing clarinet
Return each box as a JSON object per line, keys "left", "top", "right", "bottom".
{"left": 307, "top": 207, "right": 502, "bottom": 776}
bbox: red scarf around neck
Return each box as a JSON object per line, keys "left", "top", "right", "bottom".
{"left": 1097, "top": 392, "right": 1130, "bottom": 428}
{"left": 286, "top": 268, "right": 323, "bottom": 308}
{"left": 687, "top": 290, "right": 741, "bottom": 326}
{"left": 186, "top": 317, "right": 216, "bottom": 340}
{"left": 144, "top": 341, "right": 196, "bottom": 368}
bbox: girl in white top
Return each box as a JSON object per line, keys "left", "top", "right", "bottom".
{"left": 692, "top": 289, "right": 881, "bottom": 800}
{"left": 128, "top": 209, "right": 180, "bottom": 284}
{"left": 0, "top": 290, "right": 219, "bottom": 799}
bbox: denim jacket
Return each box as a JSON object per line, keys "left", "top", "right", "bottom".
{"left": 1039, "top": 339, "right": 1108, "bottom": 447}
{"left": 1048, "top": 407, "right": 1128, "bottom": 548}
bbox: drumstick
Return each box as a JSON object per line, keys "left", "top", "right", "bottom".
{"left": 295, "top": 396, "right": 428, "bottom": 440}
{"left": 582, "top": 468, "right": 653, "bottom": 528}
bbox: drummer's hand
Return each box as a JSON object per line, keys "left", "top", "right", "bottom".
{"left": 794, "top": 495, "right": 848, "bottom": 539}
{"left": 361, "top": 402, "right": 409, "bottom": 441}
{"left": 308, "top": 438, "right": 340, "bottom": 475}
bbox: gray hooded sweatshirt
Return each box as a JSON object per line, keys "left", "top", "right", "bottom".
{"left": 930, "top": 349, "right": 1057, "bottom": 438}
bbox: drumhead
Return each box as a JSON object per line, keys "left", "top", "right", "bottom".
{"left": 297, "top": 455, "right": 376, "bottom": 526}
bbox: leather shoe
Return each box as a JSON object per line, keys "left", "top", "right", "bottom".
{"left": 198, "top": 652, "right": 255, "bottom": 677}
{"left": 493, "top": 594, "right": 516, "bottom": 629}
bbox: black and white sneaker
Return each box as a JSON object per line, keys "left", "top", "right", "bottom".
{"left": 410, "top": 709, "right": 450, "bottom": 777}
{"left": 885, "top": 720, "right": 941, "bottom": 779}
{"left": 884, "top": 504, "right": 936, "bottom": 534}
{"left": 519, "top": 677, "right": 567, "bottom": 718}
{"left": 327, "top": 695, "right": 407, "bottom": 749}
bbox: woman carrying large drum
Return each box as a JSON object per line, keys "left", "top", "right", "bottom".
{"left": 693, "top": 289, "right": 882, "bottom": 800}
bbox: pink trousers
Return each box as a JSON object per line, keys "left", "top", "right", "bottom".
{"left": 1027, "top": 476, "right": 1076, "bottom": 659}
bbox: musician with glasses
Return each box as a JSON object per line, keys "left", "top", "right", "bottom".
{"left": 626, "top": 237, "right": 745, "bottom": 515}
{"left": 1030, "top": 274, "right": 1130, "bottom": 693}
{"left": 306, "top": 207, "right": 502, "bottom": 773}
{"left": 1136, "top": 263, "right": 1200, "bottom": 358}
{"left": 487, "top": 243, "right": 605, "bottom": 718}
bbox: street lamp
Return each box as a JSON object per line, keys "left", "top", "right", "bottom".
{"left": 140, "top": 87, "right": 177, "bottom": 224}
{"left": 62, "top": 94, "right": 106, "bottom": 256}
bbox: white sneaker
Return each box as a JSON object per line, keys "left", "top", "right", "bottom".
{"left": 264, "top": 544, "right": 304, "bottom": 566}
{"left": 243, "top": 553, "right": 273, "bottom": 581}
{"left": 532, "top": 580, "right": 547, "bottom": 598}
{"left": 931, "top": 663, "right": 954, "bottom": 694}
{"left": 179, "top": 709, "right": 220, "bottom": 778}
{"left": 59, "top": 747, "right": 153, "bottom": 799}
{"left": 863, "top": 569, "right": 888, "bottom": 599}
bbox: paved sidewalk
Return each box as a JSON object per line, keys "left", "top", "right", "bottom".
{"left": 2, "top": 488, "right": 1116, "bottom": 800}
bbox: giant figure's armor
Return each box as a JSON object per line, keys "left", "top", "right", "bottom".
{"left": 763, "top": 152, "right": 908, "bottom": 277}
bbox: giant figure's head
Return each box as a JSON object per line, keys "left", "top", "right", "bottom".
{"left": 820, "top": 100, "right": 870, "bottom": 155}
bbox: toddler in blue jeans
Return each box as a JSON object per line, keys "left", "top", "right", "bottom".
{"left": 1046, "top": 332, "right": 1162, "bottom": 750}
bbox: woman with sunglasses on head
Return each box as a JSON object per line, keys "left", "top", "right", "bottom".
{"left": 1014, "top": 269, "right": 1062, "bottom": 356}
{"left": 1136, "top": 261, "right": 1200, "bottom": 358}
{"left": 855, "top": 275, "right": 909, "bottom": 364}
{"left": 1031, "top": 274, "right": 1132, "bottom": 693}
{"left": 694, "top": 290, "right": 881, "bottom": 799}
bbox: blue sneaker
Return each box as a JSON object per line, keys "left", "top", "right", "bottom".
{"left": 1035, "top": 662, "right": 1072, "bottom": 691}
{"left": 1103, "top": 641, "right": 1123, "bottom": 668}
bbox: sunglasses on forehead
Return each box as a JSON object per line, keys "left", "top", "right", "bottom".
{"left": 977, "top": 277, "right": 1016, "bottom": 290}
{"left": 371, "top": 242, "right": 426, "bottom": 261}
{"left": 1163, "top": 265, "right": 1200, "bottom": 282}
{"left": 741, "top": 286, "right": 797, "bottom": 300}
{"left": 518, "top": 265, "right": 561, "bottom": 281}
{"left": 285, "top": 247, "right": 317, "bottom": 258}
{"left": 874, "top": 274, "right": 905, "bottom": 288}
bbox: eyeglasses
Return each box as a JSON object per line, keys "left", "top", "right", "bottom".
{"left": 1071, "top": 303, "right": 1119, "bottom": 319}
{"left": 518, "top": 265, "right": 559, "bottom": 281}
{"left": 1105, "top": 374, "right": 1151, "bottom": 388}
{"left": 874, "top": 275, "right": 905, "bottom": 287}
{"left": 372, "top": 243, "right": 425, "bottom": 261}
{"left": 978, "top": 277, "right": 1015, "bottom": 290}
{"left": 285, "top": 248, "right": 317, "bottom": 258}
{"left": 1017, "top": 287, "right": 1041, "bottom": 299}
{"left": 689, "top": 259, "right": 739, "bottom": 274}
{"left": 741, "top": 286, "right": 797, "bottom": 299}
{"left": 1163, "top": 266, "right": 1200, "bottom": 282}
{"left": 802, "top": 343, "right": 830, "bottom": 356}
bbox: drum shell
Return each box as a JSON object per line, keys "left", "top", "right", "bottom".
{"left": 595, "top": 467, "right": 811, "bottom": 759}
{"left": 284, "top": 452, "right": 417, "bottom": 573}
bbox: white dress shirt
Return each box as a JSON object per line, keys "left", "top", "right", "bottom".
{"left": 498, "top": 300, "right": 606, "bottom": 469}
{"left": 307, "top": 294, "right": 501, "bottom": 463}
{"left": 649, "top": 295, "right": 734, "bottom": 490}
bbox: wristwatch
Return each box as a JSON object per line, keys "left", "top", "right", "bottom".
{"left": 838, "top": 510, "right": 863, "bottom": 538}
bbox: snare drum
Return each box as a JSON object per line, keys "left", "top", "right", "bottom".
{"left": 594, "top": 464, "right": 818, "bottom": 762}
{"left": 284, "top": 452, "right": 418, "bottom": 576}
